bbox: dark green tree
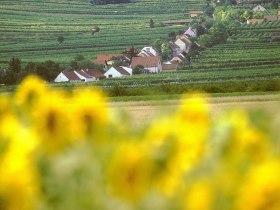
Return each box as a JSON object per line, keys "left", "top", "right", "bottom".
{"left": 133, "top": 65, "right": 143, "bottom": 75}
{"left": 149, "top": 19, "right": 155, "bottom": 28}
{"left": 57, "top": 35, "right": 64, "bottom": 43}
{"left": 9, "top": 57, "right": 21, "bottom": 73}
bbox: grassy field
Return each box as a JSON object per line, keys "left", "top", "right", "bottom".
{"left": 0, "top": 0, "right": 204, "bottom": 67}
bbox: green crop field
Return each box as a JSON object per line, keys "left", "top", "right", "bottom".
{"left": 0, "top": 0, "right": 204, "bottom": 67}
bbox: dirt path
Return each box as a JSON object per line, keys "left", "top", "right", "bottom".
{"left": 110, "top": 94, "right": 280, "bottom": 127}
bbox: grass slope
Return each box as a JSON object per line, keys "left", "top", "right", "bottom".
{"left": 0, "top": 0, "right": 204, "bottom": 67}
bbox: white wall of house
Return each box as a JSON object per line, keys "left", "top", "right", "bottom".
{"left": 175, "top": 39, "right": 186, "bottom": 52}
{"left": 74, "top": 71, "right": 94, "bottom": 82}
{"left": 54, "top": 72, "right": 69, "bottom": 82}
{"left": 253, "top": 5, "right": 266, "bottom": 12}
{"left": 104, "top": 67, "right": 123, "bottom": 78}
{"left": 145, "top": 62, "right": 162, "bottom": 73}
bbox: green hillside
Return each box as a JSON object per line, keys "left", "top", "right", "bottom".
{"left": 0, "top": 0, "right": 204, "bottom": 67}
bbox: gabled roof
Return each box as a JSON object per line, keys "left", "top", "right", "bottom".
{"left": 75, "top": 70, "right": 92, "bottom": 79}
{"left": 95, "top": 54, "right": 124, "bottom": 65}
{"left": 84, "top": 69, "right": 104, "bottom": 78}
{"left": 131, "top": 56, "right": 161, "bottom": 69}
{"left": 169, "top": 42, "right": 180, "bottom": 50}
{"left": 62, "top": 70, "right": 81, "bottom": 81}
{"left": 115, "top": 67, "right": 130, "bottom": 76}
{"left": 184, "top": 27, "right": 197, "bottom": 37}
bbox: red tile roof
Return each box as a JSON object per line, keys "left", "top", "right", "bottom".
{"left": 95, "top": 54, "right": 124, "bottom": 65}
{"left": 62, "top": 70, "right": 81, "bottom": 81}
{"left": 131, "top": 56, "right": 161, "bottom": 69}
{"left": 84, "top": 69, "right": 104, "bottom": 78}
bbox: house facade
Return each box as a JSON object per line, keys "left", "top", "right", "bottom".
{"left": 247, "top": 18, "right": 264, "bottom": 24}
{"left": 131, "top": 56, "right": 162, "bottom": 73}
{"left": 74, "top": 70, "right": 94, "bottom": 82}
{"left": 175, "top": 35, "right": 192, "bottom": 53}
{"left": 252, "top": 5, "right": 266, "bottom": 12}
{"left": 104, "top": 66, "right": 132, "bottom": 78}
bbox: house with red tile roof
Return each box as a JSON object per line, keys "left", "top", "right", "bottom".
{"left": 54, "top": 70, "right": 81, "bottom": 83}
{"left": 131, "top": 56, "right": 162, "bottom": 73}
{"left": 84, "top": 69, "right": 104, "bottom": 80}
{"left": 94, "top": 54, "right": 124, "bottom": 65}
{"left": 104, "top": 66, "right": 132, "bottom": 78}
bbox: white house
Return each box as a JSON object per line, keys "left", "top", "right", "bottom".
{"left": 175, "top": 35, "right": 192, "bottom": 53}
{"left": 131, "top": 56, "right": 162, "bottom": 73}
{"left": 184, "top": 27, "right": 197, "bottom": 37}
{"left": 104, "top": 66, "right": 132, "bottom": 78}
{"left": 54, "top": 70, "right": 81, "bottom": 83}
{"left": 74, "top": 70, "right": 94, "bottom": 82}
{"left": 137, "top": 46, "right": 158, "bottom": 57}
{"left": 253, "top": 5, "right": 266, "bottom": 12}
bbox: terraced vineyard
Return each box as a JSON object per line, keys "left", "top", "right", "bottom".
{"left": 0, "top": 0, "right": 204, "bottom": 67}
{"left": 89, "top": 19, "right": 280, "bottom": 89}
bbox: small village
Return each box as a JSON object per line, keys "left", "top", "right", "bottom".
{"left": 54, "top": 3, "right": 280, "bottom": 83}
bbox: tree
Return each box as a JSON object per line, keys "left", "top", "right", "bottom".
{"left": 149, "top": 19, "right": 155, "bottom": 28}
{"left": 271, "top": 1, "right": 279, "bottom": 9}
{"left": 35, "top": 60, "right": 61, "bottom": 82}
{"left": 57, "top": 36, "right": 64, "bottom": 43}
{"left": 133, "top": 65, "right": 143, "bottom": 75}
{"left": 161, "top": 43, "right": 172, "bottom": 60}
{"left": 9, "top": 57, "right": 21, "bottom": 73}
{"left": 91, "top": 26, "right": 100, "bottom": 35}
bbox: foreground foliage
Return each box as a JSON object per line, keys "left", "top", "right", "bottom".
{"left": 0, "top": 76, "right": 280, "bottom": 210}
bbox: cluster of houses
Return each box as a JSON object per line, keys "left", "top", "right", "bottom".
{"left": 54, "top": 8, "right": 204, "bottom": 83}
{"left": 247, "top": 5, "right": 280, "bottom": 24}
{"left": 54, "top": 26, "right": 199, "bottom": 83}
{"left": 54, "top": 6, "right": 280, "bottom": 83}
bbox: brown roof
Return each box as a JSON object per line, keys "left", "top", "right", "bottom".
{"left": 75, "top": 70, "right": 92, "bottom": 78}
{"left": 84, "top": 69, "right": 104, "bottom": 78}
{"left": 162, "top": 63, "right": 178, "bottom": 71}
{"left": 62, "top": 70, "right": 81, "bottom": 81}
{"left": 115, "top": 67, "right": 130, "bottom": 76}
{"left": 95, "top": 54, "right": 124, "bottom": 65}
{"left": 131, "top": 56, "right": 161, "bottom": 69}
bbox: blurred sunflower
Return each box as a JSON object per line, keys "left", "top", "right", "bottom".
{"left": 0, "top": 121, "right": 40, "bottom": 210}
{"left": 69, "top": 88, "right": 110, "bottom": 143}
{"left": 107, "top": 142, "right": 153, "bottom": 201}
{"left": 236, "top": 160, "right": 280, "bottom": 210}
{"left": 32, "top": 91, "right": 71, "bottom": 153}
{"left": 14, "top": 75, "right": 48, "bottom": 110}
{"left": 183, "top": 179, "right": 214, "bottom": 210}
